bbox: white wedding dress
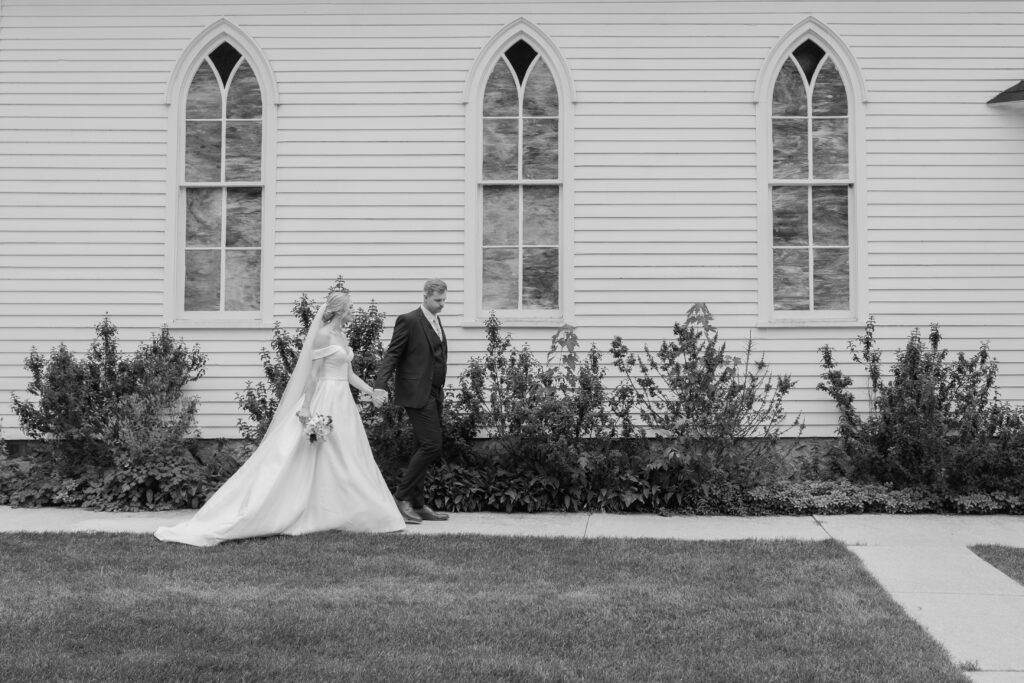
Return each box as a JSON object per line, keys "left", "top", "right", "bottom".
{"left": 155, "top": 344, "right": 405, "bottom": 546}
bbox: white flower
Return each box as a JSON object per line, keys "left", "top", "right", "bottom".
{"left": 303, "top": 414, "right": 334, "bottom": 444}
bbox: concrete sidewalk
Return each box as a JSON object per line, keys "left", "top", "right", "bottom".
{"left": 2, "top": 506, "right": 1023, "bottom": 682}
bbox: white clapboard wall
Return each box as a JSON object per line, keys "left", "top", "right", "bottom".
{"left": 1, "top": 1, "right": 1022, "bottom": 439}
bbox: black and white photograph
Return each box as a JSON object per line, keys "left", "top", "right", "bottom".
{"left": 1, "top": 1, "right": 1023, "bottom": 680}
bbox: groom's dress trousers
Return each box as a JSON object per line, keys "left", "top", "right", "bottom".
{"left": 375, "top": 308, "right": 448, "bottom": 508}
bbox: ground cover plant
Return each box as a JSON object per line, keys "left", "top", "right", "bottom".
{"left": 971, "top": 545, "right": 1024, "bottom": 587}
{"left": 0, "top": 533, "right": 969, "bottom": 682}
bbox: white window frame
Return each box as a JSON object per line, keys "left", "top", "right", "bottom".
{"left": 164, "top": 19, "right": 278, "bottom": 327}
{"left": 754, "top": 18, "right": 869, "bottom": 327}
{"left": 462, "top": 18, "right": 576, "bottom": 326}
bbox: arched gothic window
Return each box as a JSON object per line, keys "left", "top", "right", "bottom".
{"left": 770, "top": 39, "right": 851, "bottom": 313}
{"left": 182, "top": 41, "right": 263, "bottom": 313}
{"left": 480, "top": 39, "right": 561, "bottom": 313}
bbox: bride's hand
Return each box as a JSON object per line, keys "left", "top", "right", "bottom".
{"left": 296, "top": 407, "right": 311, "bottom": 424}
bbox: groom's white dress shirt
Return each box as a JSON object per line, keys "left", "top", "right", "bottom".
{"left": 420, "top": 304, "right": 444, "bottom": 342}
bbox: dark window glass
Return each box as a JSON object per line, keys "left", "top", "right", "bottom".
{"left": 186, "top": 62, "right": 221, "bottom": 119}
{"left": 186, "top": 188, "right": 221, "bottom": 247}
{"left": 504, "top": 40, "right": 537, "bottom": 84}
{"left": 185, "top": 250, "right": 221, "bottom": 311}
{"left": 209, "top": 42, "right": 242, "bottom": 85}
{"left": 480, "top": 40, "right": 561, "bottom": 313}
{"left": 793, "top": 40, "right": 825, "bottom": 81}
{"left": 770, "top": 41, "right": 851, "bottom": 312}
{"left": 226, "top": 61, "right": 262, "bottom": 118}
{"left": 483, "top": 60, "right": 518, "bottom": 117}
{"left": 183, "top": 43, "right": 263, "bottom": 313}
{"left": 482, "top": 119, "right": 518, "bottom": 180}
{"left": 772, "top": 59, "right": 807, "bottom": 117}
{"left": 482, "top": 247, "right": 519, "bottom": 310}
{"left": 812, "top": 59, "right": 847, "bottom": 116}
{"left": 523, "top": 60, "right": 558, "bottom": 117}
{"left": 482, "top": 186, "right": 518, "bottom": 246}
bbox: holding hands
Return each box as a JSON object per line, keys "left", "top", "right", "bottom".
{"left": 371, "top": 388, "right": 389, "bottom": 408}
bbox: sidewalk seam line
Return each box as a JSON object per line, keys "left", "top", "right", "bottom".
{"left": 811, "top": 514, "right": 837, "bottom": 543}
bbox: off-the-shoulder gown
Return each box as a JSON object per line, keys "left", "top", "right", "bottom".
{"left": 155, "top": 345, "right": 404, "bottom": 546}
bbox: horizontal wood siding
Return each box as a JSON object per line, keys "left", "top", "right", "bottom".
{"left": 1, "top": 0, "right": 1023, "bottom": 440}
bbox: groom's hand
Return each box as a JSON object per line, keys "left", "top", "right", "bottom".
{"left": 371, "top": 389, "right": 388, "bottom": 408}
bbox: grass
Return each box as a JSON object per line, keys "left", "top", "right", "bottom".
{"left": 971, "top": 544, "right": 1024, "bottom": 587}
{"left": 0, "top": 533, "right": 967, "bottom": 682}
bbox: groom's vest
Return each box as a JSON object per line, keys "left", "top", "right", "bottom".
{"left": 429, "top": 323, "right": 447, "bottom": 393}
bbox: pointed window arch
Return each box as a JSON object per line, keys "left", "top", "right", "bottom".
{"left": 465, "top": 21, "right": 574, "bottom": 323}
{"left": 166, "top": 22, "right": 276, "bottom": 322}
{"left": 757, "top": 21, "right": 865, "bottom": 324}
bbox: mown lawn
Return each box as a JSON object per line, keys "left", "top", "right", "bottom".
{"left": 0, "top": 533, "right": 967, "bottom": 682}
{"left": 971, "top": 544, "right": 1024, "bottom": 587}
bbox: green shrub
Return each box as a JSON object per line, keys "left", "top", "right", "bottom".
{"left": 4, "top": 318, "right": 217, "bottom": 510}
{"left": 425, "top": 306, "right": 806, "bottom": 514}
{"left": 819, "top": 317, "right": 1024, "bottom": 495}
{"left": 455, "top": 315, "right": 619, "bottom": 454}
{"left": 11, "top": 318, "right": 206, "bottom": 474}
{"left": 610, "top": 303, "right": 804, "bottom": 491}
{"left": 445, "top": 314, "right": 623, "bottom": 509}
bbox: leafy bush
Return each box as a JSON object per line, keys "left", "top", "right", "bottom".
{"left": 610, "top": 303, "right": 804, "bottom": 491}
{"left": 446, "top": 314, "right": 623, "bottom": 507}
{"left": 4, "top": 318, "right": 219, "bottom": 510}
{"left": 424, "top": 306, "right": 808, "bottom": 514}
{"left": 457, "top": 315, "right": 620, "bottom": 454}
{"left": 12, "top": 319, "right": 206, "bottom": 474}
{"left": 819, "top": 318, "right": 1024, "bottom": 495}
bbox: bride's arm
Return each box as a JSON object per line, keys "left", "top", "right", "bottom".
{"left": 298, "top": 329, "right": 330, "bottom": 421}
{"left": 298, "top": 358, "right": 324, "bottom": 422}
{"left": 347, "top": 364, "right": 373, "bottom": 396}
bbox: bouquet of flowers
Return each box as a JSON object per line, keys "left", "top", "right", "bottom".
{"left": 302, "top": 414, "right": 334, "bottom": 444}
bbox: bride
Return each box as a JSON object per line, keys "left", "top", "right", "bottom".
{"left": 155, "top": 291, "right": 405, "bottom": 546}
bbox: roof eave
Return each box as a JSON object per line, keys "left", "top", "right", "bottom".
{"left": 988, "top": 80, "right": 1024, "bottom": 107}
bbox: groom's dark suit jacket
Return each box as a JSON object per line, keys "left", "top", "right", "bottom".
{"left": 374, "top": 307, "right": 448, "bottom": 409}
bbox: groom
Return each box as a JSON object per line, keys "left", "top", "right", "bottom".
{"left": 372, "top": 279, "right": 451, "bottom": 524}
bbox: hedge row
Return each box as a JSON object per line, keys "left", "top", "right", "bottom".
{"left": 3, "top": 278, "right": 1023, "bottom": 512}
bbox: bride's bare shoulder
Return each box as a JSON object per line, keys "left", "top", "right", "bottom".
{"left": 313, "top": 326, "right": 333, "bottom": 347}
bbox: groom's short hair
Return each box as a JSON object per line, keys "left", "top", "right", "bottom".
{"left": 423, "top": 278, "right": 447, "bottom": 296}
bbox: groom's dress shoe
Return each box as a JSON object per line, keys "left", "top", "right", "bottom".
{"left": 414, "top": 505, "right": 449, "bottom": 522}
{"left": 395, "top": 498, "right": 422, "bottom": 524}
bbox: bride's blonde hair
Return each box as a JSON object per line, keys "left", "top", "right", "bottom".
{"left": 321, "top": 292, "right": 352, "bottom": 325}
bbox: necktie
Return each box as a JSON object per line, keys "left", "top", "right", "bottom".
{"left": 430, "top": 315, "right": 443, "bottom": 341}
